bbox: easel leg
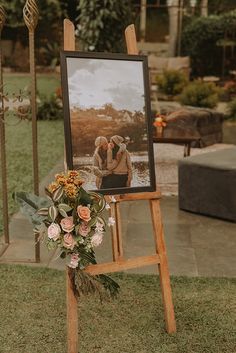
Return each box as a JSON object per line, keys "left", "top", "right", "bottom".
{"left": 115, "top": 202, "right": 124, "bottom": 259}
{"left": 109, "top": 203, "right": 119, "bottom": 261}
{"left": 66, "top": 267, "right": 78, "bottom": 353}
{"left": 149, "top": 199, "right": 176, "bottom": 333}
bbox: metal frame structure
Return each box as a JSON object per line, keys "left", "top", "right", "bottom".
{"left": 0, "top": 1, "right": 40, "bottom": 261}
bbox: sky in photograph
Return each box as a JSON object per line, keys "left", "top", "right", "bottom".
{"left": 66, "top": 57, "right": 146, "bottom": 112}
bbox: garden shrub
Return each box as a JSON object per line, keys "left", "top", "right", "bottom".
{"left": 37, "top": 94, "right": 63, "bottom": 120}
{"left": 226, "top": 98, "right": 236, "bottom": 120}
{"left": 156, "top": 70, "right": 188, "bottom": 96}
{"left": 181, "top": 10, "right": 236, "bottom": 76}
{"left": 223, "top": 80, "right": 236, "bottom": 97}
{"left": 178, "top": 80, "right": 221, "bottom": 108}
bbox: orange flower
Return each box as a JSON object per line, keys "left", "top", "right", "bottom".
{"left": 48, "top": 181, "right": 59, "bottom": 193}
{"left": 64, "top": 183, "right": 78, "bottom": 198}
{"left": 153, "top": 114, "right": 167, "bottom": 128}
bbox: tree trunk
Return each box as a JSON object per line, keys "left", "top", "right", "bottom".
{"left": 140, "top": 0, "right": 147, "bottom": 42}
{"left": 168, "top": 0, "right": 179, "bottom": 56}
{"left": 200, "top": 0, "right": 208, "bottom": 17}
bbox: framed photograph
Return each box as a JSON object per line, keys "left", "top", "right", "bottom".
{"left": 60, "top": 51, "right": 156, "bottom": 195}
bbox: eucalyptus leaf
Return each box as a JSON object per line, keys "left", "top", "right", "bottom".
{"left": 88, "top": 217, "right": 97, "bottom": 228}
{"left": 48, "top": 205, "right": 58, "bottom": 222}
{"left": 58, "top": 203, "right": 72, "bottom": 212}
{"left": 58, "top": 208, "right": 68, "bottom": 218}
{"left": 97, "top": 216, "right": 106, "bottom": 227}
{"left": 37, "top": 207, "right": 49, "bottom": 216}
{"left": 52, "top": 186, "right": 64, "bottom": 202}
{"left": 13, "top": 192, "right": 51, "bottom": 226}
{"left": 33, "top": 223, "right": 47, "bottom": 234}
{"left": 78, "top": 187, "right": 92, "bottom": 206}
{"left": 98, "top": 197, "right": 106, "bottom": 212}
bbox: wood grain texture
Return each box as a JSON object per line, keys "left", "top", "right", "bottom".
{"left": 149, "top": 199, "right": 176, "bottom": 333}
{"left": 125, "top": 24, "right": 138, "bottom": 54}
{"left": 66, "top": 267, "right": 78, "bottom": 353}
{"left": 64, "top": 19, "right": 75, "bottom": 51}
{"left": 86, "top": 254, "right": 160, "bottom": 275}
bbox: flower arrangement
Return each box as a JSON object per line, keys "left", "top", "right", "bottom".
{"left": 14, "top": 170, "right": 119, "bottom": 298}
{"left": 153, "top": 114, "right": 167, "bottom": 136}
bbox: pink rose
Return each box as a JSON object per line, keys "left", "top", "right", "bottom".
{"left": 48, "top": 223, "right": 61, "bottom": 241}
{"left": 77, "top": 205, "right": 91, "bottom": 222}
{"left": 69, "top": 253, "right": 80, "bottom": 269}
{"left": 91, "top": 233, "right": 103, "bottom": 247}
{"left": 63, "top": 233, "right": 76, "bottom": 250}
{"left": 60, "top": 216, "right": 74, "bottom": 232}
{"left": 78, "top": 222, "right": 91, "bottom": 237}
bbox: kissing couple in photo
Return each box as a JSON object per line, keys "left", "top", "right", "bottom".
{"left": 93, "top": 135, "right": 132, "bottom": 189}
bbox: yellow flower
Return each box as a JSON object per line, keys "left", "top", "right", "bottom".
{"left": 48, "top": 181, "right": 59, "bottom": 193}
{"left": 69, "top": 170, "right": 79, "bottom": 178}
{"left": 64, "top": 183, "right": 77, "bottom": 198}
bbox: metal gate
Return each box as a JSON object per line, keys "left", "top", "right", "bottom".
{"left": 0, "top": 0, "right": 40, "bottom": 261}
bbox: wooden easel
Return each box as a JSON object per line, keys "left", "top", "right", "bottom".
{"left": 64, "top": 19, "right": 176, "bottom": 353}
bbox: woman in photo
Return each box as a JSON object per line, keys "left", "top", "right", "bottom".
{"left": 106, "top": 135, "right": 132, "bottom": 188}
{"left": 93, "top": 136, "right": 112, "bottom": 189}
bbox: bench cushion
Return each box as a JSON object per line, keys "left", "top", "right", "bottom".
{"left": 178, "top": 147, "right": 236, "bottom": 222}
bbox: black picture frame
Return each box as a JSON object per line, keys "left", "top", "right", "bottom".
{"left": 60, "top": 50, "right": 156, "bottom": 195}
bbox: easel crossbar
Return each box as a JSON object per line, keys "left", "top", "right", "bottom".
{"left": 105, "top": 191, "right": 161, "bottom": 202}
{"left": 86, "top": 254, "right": 160, "bottom": 275}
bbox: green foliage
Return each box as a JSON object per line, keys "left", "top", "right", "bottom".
{"left": 181, "top": 15, "right": 223, "bottom": 76}
{"left": 208, "top": 0, "right": 236, "bottom": 15}
{"left": 178, "top": 80, "right": 220, "bottom": 108}
{"left": 226, "top": 98, "right": 236, "bottom": 120}
{"left": 76, "top": 0, "right": 134, "bottom": 52}
{"left": 39, "top": 42, "right": 60, "bottom": 68}
{"left": 13, "top": 192, "right": 51, "bottom": 227}
{"left": 181, "top": 10, "right": 236, "bottom": 76}
{"left": 156, "top": 70, "right": 189, "bottom": 96}
{"left": 37, "top": 94, "right": 63, "bottom": 120}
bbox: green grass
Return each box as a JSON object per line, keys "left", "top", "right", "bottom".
{"left": 3, "top": 73, "right": 60, "bottom": 97}
{"left": 0, "top": 265, "right": 235, "bottom": 353}
{"left": 0, "top": 118, "right": 64, "bottom": 233}
{"left": 0, "top": 74, "right": 64, "bottom": 234}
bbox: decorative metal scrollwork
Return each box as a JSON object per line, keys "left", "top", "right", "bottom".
{"left": 23, "top": 0, "right": 39, "bottom": 31}
{"left": 0, "top": 5, "right": 6, "bottom": 33}
{"left": 0, "top": 84, "right": 31, "bottom": 125}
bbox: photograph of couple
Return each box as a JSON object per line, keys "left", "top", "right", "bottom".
{"left": 93, "top": 135, "right": 132, "bottom": 189}
{"left": 61, "top": 52, "right": 155, "bottom": 194}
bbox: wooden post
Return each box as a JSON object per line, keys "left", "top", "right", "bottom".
{"left": 64, "top": 19, "right": 78, "bottom": 353}
{"left": 125, "top": 24, "right": 138, "bottom": 55}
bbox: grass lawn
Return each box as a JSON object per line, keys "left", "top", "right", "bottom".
{"left": 3, "top": 73, "right": 60, "bottom": 97}
{"left": 0, "top": 265, "right": 235, "bottom": 353}
{"left": 0, "top": 74, "right": 63, "bottom": 234}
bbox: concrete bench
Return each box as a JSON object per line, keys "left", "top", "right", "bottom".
{"left": 178, "top": 147, "right": 236, "bottom": 222}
